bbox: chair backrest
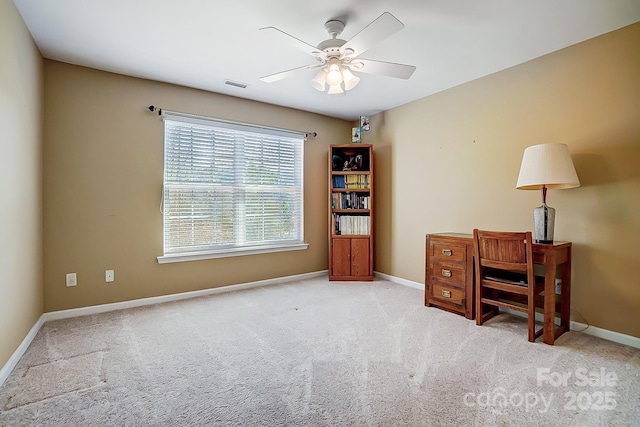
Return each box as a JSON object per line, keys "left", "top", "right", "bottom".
{"left": 473, "top": 229, "right": 534, "bottom": 276}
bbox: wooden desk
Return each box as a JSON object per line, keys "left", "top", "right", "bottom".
{"left": 425, "top": 233, "right": 572, "bottom": 345}
{"left": 532, "top": 241, "right": 572, "bottom": 345}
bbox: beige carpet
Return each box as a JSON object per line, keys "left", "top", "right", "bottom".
{"left": 0, "top": 277, "right": 638, "bottom": 426}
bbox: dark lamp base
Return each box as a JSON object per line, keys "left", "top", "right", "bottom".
{"left": 533, "top": 203, "right": 556, "bottom": 245}
{"left": 535, "top": 239, "right": 554, "bottom": 244}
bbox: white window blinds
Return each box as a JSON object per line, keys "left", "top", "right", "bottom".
{"left": 161, "top": 113, "right": 304, "bottom": 258}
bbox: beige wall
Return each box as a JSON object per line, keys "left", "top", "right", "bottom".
{"left": 3, "top": 2, "right": 637, "bottom": 372}
{"left": 43, "top": 61, "right": 351, "bottom": 312}
{"left": 0, "top": 0, "right": 44, "bottom": 368}
{"left": 367, "top": 22, "right": 640, "bottom": 338}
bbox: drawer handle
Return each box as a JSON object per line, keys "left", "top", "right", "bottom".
{"left": 441, "top": 290, "right": 451, "bottom": 298}
{"left": 441, "top": 269, "right": 452, "bottom": 278}
{"left": 442, "top": 248, "right": 452, "bottom": 256}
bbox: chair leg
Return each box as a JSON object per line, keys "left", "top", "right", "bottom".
{"left": 527, "top": 295, "right": 536, "bottom": 342}
{"left": 477, "top": 285, "right": 502, "bottom": 326}
{"left": 476, "top": 284, "right": 483, "bottom": 326}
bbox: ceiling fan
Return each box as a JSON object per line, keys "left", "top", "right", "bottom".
{"left": 259, "top": 12, "right": 416, "bottom": 95}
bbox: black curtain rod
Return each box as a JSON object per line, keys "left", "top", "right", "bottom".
{"left": 147, "top": 105, "right": 318, "bottom": 138}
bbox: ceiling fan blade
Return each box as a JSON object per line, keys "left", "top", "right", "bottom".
{"left": 340, "top": 12, "right": 404, "bottom": 58}
{"left": 349, "top": 59, "right": 416, "bottom": 79}
{"left": 259, "top": 27, "right": 326, "bottom": 59}
{"left": 259, "top": 64, "right": 322, "bottom": 83}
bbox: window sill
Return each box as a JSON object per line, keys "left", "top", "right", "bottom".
{"left": 157, "top": 242, "right": 309, "bottom": 264}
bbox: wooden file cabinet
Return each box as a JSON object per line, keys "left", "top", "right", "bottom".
{"left": 425, "top": 233, "right": 474, "bottom": 319}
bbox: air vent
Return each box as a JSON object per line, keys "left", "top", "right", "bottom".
{"left": 224, "top": 80, "right": 249, "bottom": 89}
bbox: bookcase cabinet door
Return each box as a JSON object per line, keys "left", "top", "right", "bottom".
{"left": 330, "top": 238, "right": 371, "bottom": 279}
{"left": 350, "top": 238, "right": 370, "bottom": 276}
{"left": 331, "top": 239, "right": 352, "bottom": 276}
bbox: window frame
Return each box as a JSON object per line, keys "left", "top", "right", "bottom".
{"left": 156, "top": 112, "right": 308, "bottom": 264}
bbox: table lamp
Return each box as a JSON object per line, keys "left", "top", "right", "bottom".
{"left": 516, "top": 143, "right": 580, "bottom": 243}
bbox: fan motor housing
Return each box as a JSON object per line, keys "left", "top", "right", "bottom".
{"left": 317, "top": 19, "right": 347, "bottom": 56}
{"left": 324, "top": 19, "right": 345, "bottom": 37}
{"left": 317, "top": 38, "right": 346, "bottom": 54}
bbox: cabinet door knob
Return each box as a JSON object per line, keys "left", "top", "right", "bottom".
{"left": 441, "top": 289, "right": 451, "bottom": 298}
{"left": 442, "top": 248, "right": 452, "bottom": 256}
{"left": 441, "top": 269, "right": 452, "bottom": 278}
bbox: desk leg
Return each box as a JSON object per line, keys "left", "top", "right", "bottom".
{"left": 560, "top": 251, "right": 572, "bottom": 337}
{"left": 543, "top": 255, "right": 558, "bottom": 345}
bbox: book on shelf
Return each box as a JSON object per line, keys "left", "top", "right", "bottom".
{"left": 345, "top": 174, "right": 369, "bottom": 189}
{"left": 332, "top": 175, "right": 345, "bottom": 189}
{"left": 332, "top": 174, "right": 369, "bottom": 190}
{"left": 331, "top": 214, "right": 370, "bottom": 235}
{"left": 332, "top": 192, "right": 370, "bottom": 210}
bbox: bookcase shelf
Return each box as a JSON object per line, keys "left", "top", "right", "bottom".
{"left": 329, "top": 144, "right": 373, "bottom": 281}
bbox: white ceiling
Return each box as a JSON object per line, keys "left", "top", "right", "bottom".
{"left": 12, "top": 0, "right": 640, "bottom": 121}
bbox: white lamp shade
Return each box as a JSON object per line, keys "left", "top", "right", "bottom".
{"left": 342, "top": 68, "right": 360, "bottom": 91}
{"left": 326, "top": 64, "right": 344, "bottom": 86}
{"left": 327, "top": 84, "right": 344, "bottom": 95}
{"left": 516, "top": 143, "right": 580, "bottom": 190}
{"left": 310, "top": 70, "right": 327, "bottom": 91}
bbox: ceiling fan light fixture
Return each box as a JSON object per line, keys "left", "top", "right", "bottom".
{"left": 260, "top": 12, "right": 417, "bottom": 96}
{"left": 310, "top": 69, "right": 327, "bottom": 91}
{"left": 312, "top": 62, "right": 360, "bottom": 94}
{"left": 326, "top": 63, "right": 344, "bottom": 86}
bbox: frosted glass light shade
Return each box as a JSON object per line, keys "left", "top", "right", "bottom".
{"left": 342, "top": 68, "right": 360, "bottom": 91}
{"left": 516, "top": 143, "right": 580, "bottom": 190}
{"left": 327, "top": 84, "right": 344, "bottom": 95}
{"left": 326, "top": 64, "right": 344, "bottom": 86}
{"left": 310, "top": 70, "right": 327, "bottom": 91}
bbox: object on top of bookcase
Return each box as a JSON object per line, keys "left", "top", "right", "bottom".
{"left": 331, "top": 147, "right": 370, "bottom": 172}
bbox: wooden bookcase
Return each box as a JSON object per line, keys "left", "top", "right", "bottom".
{"left": 329, "top": 144, "right": 373, "bottom": 281}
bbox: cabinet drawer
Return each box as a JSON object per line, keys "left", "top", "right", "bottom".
{"left": 429, "top": 283, "right": 465, "bottom": 307}
{"left": 430, "top": 241, "right": 466, "bottom": 263}
{"left": 429, "top": 262, "right": 465, "bottom": 287}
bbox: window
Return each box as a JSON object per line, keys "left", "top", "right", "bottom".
{"left": 157, "top": 112, "right": 307, "bottom": 264}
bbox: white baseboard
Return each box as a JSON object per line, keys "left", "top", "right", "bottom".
{"left": 0, "top": 314, "right": 45, "bottom": 386}
{"left": 44, "top": 270, "right": 328, "bottom": 321}
{"left": 569, "top": 320, "right": 640, "bottom": 349}
{"left": 1, "top": 270, "right": 327, "bottom": 387}
{"left": 376, "top": 271, "right": 640, "bottom": 350}
{"left": 374, "top": 271, "right": 424, "bottom": 290}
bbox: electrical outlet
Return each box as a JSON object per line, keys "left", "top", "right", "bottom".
{"left": 66, "top": 273, "right": 77, "bottom": 287}
{"left": 105, "top": 270, "right": 114, "bottom": 282}
{"left": 555, "top": 279, "right": 562, "bottom": 294}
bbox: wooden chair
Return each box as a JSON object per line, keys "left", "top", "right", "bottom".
{"left": 473, "top": 229, "right": 545, "bottom": 342}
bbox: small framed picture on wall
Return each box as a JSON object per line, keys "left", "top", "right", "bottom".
{"left": 352, "top": 127, "right": 361, "bottom": 143}
{"left": 360, "top": 116, "right": 370, "bottom": 131}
